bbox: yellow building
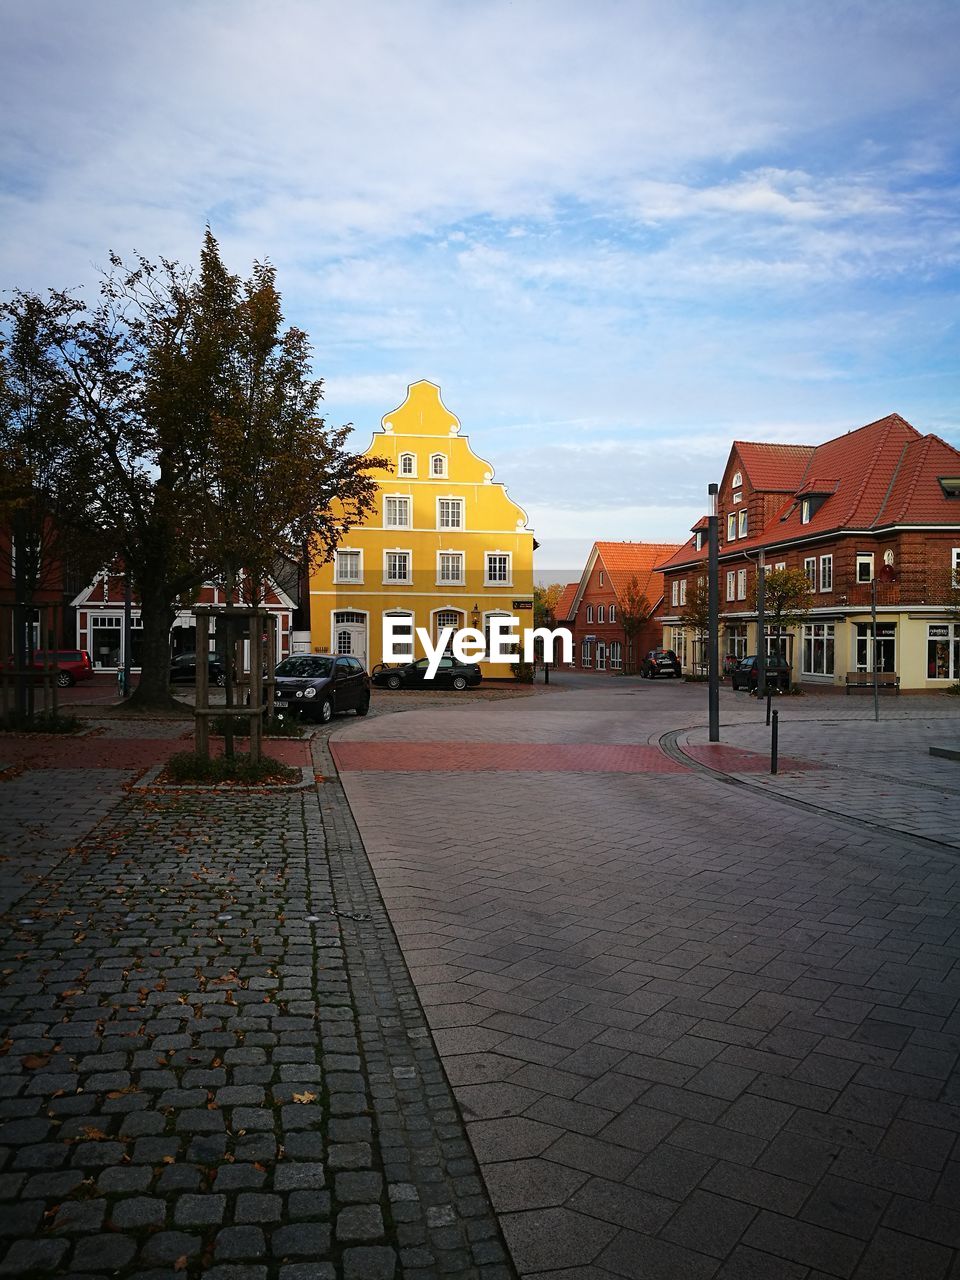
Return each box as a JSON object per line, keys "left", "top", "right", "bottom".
{"left": 309, "top": 380, "right": 534, "bottom": 677}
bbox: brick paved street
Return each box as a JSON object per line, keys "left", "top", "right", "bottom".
{"left": 0, "top": 716, "right": 514, "bottom": 1280}
{"left": 336, "top": 677, "right": 960, "bottom": 1279}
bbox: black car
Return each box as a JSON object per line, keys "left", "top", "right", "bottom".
{"left": 272, "top": 653, "right": 370, "bottom": 723}
{"left": 371, "top": 655, "right": 482, "bottom": 691}
{"left": 640, "top": 649, "right": 682, "bottom": 679}
{"left": 170, "top": 652, "right": 227, "bottom": 686}
{"left": 730, "top": 654, "right": 792, "bottom": 692}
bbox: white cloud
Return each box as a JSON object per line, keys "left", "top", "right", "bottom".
{"left": 1, "top": 0, "right": 959, "bottom": 568}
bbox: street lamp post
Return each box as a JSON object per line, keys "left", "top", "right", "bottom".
{"left": 707, "top": 483, "right": 719, "bottom": 742}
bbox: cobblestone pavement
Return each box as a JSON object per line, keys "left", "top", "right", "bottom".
{"left": 0, "top": 717, "right": 515, "bottom": 1279}
{"left": 335, "top": 678, "right": 960, "bottom": 1279}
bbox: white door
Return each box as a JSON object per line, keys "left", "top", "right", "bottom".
{"left": 335, "top": 624, "right": 367, "bottom": 669}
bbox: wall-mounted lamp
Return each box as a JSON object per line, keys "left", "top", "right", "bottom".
{"left": 471, "top": 603, "right": 480, "bottom": 630}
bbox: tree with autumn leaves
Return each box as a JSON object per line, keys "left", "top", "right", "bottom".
{"left": 0, "top": 231, "right": 382, "bottom": 709}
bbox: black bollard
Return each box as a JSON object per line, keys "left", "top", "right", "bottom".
{"left": 771, "top": 709, "right": 779, "bottom": 775}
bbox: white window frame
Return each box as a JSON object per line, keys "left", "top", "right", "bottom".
{"left": 484, "top": 551, "right": 512, "bottom": 587}
{"left": 398, "top": 453, "right": 417, "bottom": 477}
{"left": 804, "top": 556, "right": 817, "bottom": 589}
{"left": 727, "top": 513, "right": 737, "bottom": 542}
{"left": 581, "top": 639, "right": 592, "bottom": 668}
{"left": 736, "top": 568, "right": 747, "bottom": 600}
{"left": 609, "top": 640, "right": 622, "bottom": 670}
{"left": 726, "top": 571, "right": 736, "bottom": 602}
{"left": 802, "top": 622, "right": 836, "bottom": 677}
{"left": 732, "top": 471, "right": 742, "bottom": 488}
{"left": 586, "top": 604, "right": 594, "bottom": 623}
{"left": 384, "top": 494, "right": 412, "bottom": 529}
{"left": 856, "top": 552, "right": 874, "bottom": 584}
{"left": 437, "top": 497, "right": 465, "bottom": 530}
{"left": 384, "top": 609, "right": 414, "bottom": 658}
{"left": 820, "top": 554, "right": 833, "bottom": 592}
{"left": 738, "top": 509, "right": 748, "bottom": 538}
{"left": 596, "top": 641, "right": 606, "bottom": 671}
{"left": 671, "top": 582, "right": 679, "bottom": 607}
{"left": 597, "top": 605, "right": 605, "bottom": 623}
{"left": 436, "top": 551, "right": 465, "bottom": 586}
{"left": 801, "top": 498, "right": 811, "bottom": 524}
{"left": 430, "top": 453, "right": 447, "bottom": 478}
{"left": 952, "top": 547, "right": 960, "bottom": 587}
{"left": 383, "top": 549, "right": 413, "bottom": 584}
{"left": 609, "top": 604, "right": 617, "bottom": 623}
{"left": 334, "top": 548, "right": 363, "bottom": 585}
{"left": 679, "top": 579, "right": 687, "bottom": 606}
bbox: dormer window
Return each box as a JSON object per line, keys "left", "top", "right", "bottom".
{"left": 694, "top": 531, "right": 703, "bottom": 551}
{"left": 939, "top": 477, "right": 960, "bottom": 498}
{"left": 430, "top": 454, "right": 447, "bottom": 477}
{"left": 399, "top": 453, "right": 416, "bottom": 476}
{"left": 801, "top": 498, "right": 811, "bottom": 524}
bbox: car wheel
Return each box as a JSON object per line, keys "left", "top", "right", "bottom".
{"left": 386, "top": 675, "right": 402, "bottom": 690}
{"left": 451, "top": 675, "right": 468, "bottom": 691}
{"left": 57, "top": 671, "right": 74, "bottom": 688}
{"left": 318, "top": 697, "right": 334, "bottom": 724}
{"left": 355, "top": 697, "right": 370, "bottom": 717}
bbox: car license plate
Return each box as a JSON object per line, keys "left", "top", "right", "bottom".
{"left": 275, "top": 699, "right": 288, "bottom": 708}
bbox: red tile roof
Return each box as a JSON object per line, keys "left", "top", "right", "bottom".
{"left": 656, "top": 412, "right": 960, "bottom": 573}
{"left": 594, "top": 541, "right": 683, "bottom": 609}
{"left": 554, "top": 583, "right": 579, "bottom": 621}
{"left": 733, "top": 442, "right": 815, "bottom": 491}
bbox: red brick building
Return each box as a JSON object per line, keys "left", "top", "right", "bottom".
{"left": 565, "top": 542, "right": 682, "bottom": 674}
{"left": 656, "top": 414, "right": 960, "bottom": 689}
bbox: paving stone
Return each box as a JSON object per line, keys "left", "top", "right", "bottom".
{"left": 336, "top": 1204, "right": 385, "bottom": 1240}
{"left": 342, "top": 1245, "right": 397, "bottom": 1279}
{"left": 271, "top": 1223, "right": 332, "bottom": 1258}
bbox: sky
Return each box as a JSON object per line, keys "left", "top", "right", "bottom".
{"left": 2, "top": 0, "right": 959, "bottom": 579}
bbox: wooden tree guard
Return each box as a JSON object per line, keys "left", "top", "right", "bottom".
{"left": 192, "top": 605, "right": 266, "bottom": 762}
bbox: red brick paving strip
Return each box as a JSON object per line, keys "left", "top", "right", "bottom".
{"left": 332, "top": 741, "right": 690, "bottom": 773}
{"left": 683, "top": 743, "right": 822, "bottom": 772}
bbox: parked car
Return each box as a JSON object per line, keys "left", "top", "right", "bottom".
{"left": 730, "top": 654, "right": 792, "bottom": 692}
{"left": 371, "top": 655, "right": 482, "bottom": 691}
{"left": 7, "top": 649, "right": 94, "bottom": 688}
{"left": 169, "top": 652, "right": 227, "bottom": 686}
{"left": 640, "top": 649, "right": 682, "bottom": 679}
{"left": 272, "top": 653, "right": 370, "bottom": 723}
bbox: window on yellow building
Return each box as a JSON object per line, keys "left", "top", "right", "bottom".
{"left": 384, "top": 610, "right": 414, "bottom": 657}
{"left": 385, "top": 496, "right": 411, "bottom": 528}
{"left": 438, "top": 498, "right": 464, "bottom": 529}
{"left": 437, "top": 552, "right": 464, "bottom": 584}
{"left": 335, "top": 550, "right": 362, "bottom": 583}
{"left": 485, "top": 553, "right": 511, "bottom": 586}
{"left": 431, "top": 454, "right": 447, "bottom": 477}
{"left": 384, "top": 551, "right": 412, "bottom": 583}
{"left": 399, "top": 453, "right": 416, "bottom": 476}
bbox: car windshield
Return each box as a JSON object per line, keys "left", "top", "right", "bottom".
{"left": 275, "top": 656, "right": 333, "bottom": 678}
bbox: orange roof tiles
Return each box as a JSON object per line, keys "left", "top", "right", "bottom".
{"left": 594, "top": 541, "right": 683, "bottom": 608}
{"left": 734, "top": 442, "right": 815, "bottom": 491}
{"left": 657, "top": 413, "right": 960, "bottom": 573}
{"left": 554, "top": 583, "right": 579, "bottom": 621}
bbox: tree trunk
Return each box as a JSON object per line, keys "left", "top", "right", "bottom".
{"left": 125, "top": 585, "right": 181, "bottom": 711}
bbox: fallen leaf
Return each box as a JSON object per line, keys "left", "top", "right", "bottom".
{"left": 174, "top": 1256, "right": 188, "bottom": 1272}
{"left": 21, "top": 1054, "right": 51, "bottom": 1070}
{"left": 291, "top": 1091, "right": 317, "bottom": 1104}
